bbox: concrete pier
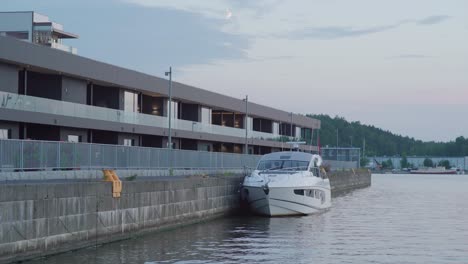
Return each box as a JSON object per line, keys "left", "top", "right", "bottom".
{"left": 328, "top": 169, "right": 372, "bottom": 195}
{"left": 0, "top": 170, "right": 371, "bottom": 263}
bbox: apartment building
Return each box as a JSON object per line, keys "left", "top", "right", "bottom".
{"left": 0, "top": 12, "right": 320, "bottom": 155}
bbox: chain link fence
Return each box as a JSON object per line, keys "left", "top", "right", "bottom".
{"left": 0, "top": 139, "right": 261, "bottom": 172}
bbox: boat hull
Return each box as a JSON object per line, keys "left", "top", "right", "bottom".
{"left": 242, "top": 185, "right": 331, "bottom": 216}
{"left": 410, "top": 170, "right": 457, "bottom": 175}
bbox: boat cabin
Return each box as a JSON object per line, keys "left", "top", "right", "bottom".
{"left": 256, "top": 152, "right": 322, "bottom": 176}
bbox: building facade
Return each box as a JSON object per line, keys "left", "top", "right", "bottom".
{"left": 0, "top": 13, "right": 320, "bottom": 155}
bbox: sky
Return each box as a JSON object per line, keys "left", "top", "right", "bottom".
{"left": 2, "top": 0, "right": 468, "bottom": 142}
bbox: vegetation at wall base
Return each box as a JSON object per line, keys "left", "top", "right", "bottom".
{"left": 309, "top": 114, "right": 468, "bottom": 157}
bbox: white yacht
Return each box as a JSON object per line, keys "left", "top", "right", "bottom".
{"left": 241, "top": 151, "right": 331, "bottom": 216}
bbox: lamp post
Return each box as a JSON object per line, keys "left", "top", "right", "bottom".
{"left": 243, "top": 95, "right": 248, "bottom": 154}
{"left": 165, "top": 67, "right": 173, "bottom": 173}
{"left": 165, "top": 67, "right": 173, "bottom": 149}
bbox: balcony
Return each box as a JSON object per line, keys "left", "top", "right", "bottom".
{"left": 0, "top": 91, "right": 293, "bottom": 143}
{"left": 50, "top": 42, "right": 77, "bottom": 54}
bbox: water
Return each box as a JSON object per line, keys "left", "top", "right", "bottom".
{"left": 29, "top": 174, "right": 468, "bottom": 264}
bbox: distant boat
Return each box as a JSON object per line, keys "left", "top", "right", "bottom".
{"left": 410, "top": 167, "right": 457, "bottom": 175}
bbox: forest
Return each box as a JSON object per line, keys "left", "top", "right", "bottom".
{"left": 309, "top": 114, "right": 468, "bottom": 157}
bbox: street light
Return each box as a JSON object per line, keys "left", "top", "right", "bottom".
{"left": 165, "top": 67, "right": 173, "bottom": 150}
{"left": 243, "top": 95, "right": 248, "bottom": 154}
{"left": 165, "top": 67, "right": 173, "bottom": 174}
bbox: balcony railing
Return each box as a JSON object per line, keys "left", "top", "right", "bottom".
{"left": 50, "top": 42, "right": 77, "bottom": 54}
{"left": 0, "top": 91, "right": 295, "bottom": 143}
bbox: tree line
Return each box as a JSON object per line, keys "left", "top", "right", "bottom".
{"left": 308, "top": 114, "right": 468, "bottom": 157}
{"left": 380, "top": 157, "right": 452, "bottom": 169}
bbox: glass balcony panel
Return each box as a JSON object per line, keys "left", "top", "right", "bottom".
{"left": 0, "top": 91, "right": 293, "bottom": 143}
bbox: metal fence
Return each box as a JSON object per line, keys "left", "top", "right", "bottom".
{"left": 0, "top": 139, "right": 261, "bottom": 171}
{"left": 321, "top": 147, "right": 361, "bottom": 162}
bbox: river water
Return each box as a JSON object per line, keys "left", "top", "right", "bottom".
{"left": 29, "top": 174, "right": 468, "bottom": 264}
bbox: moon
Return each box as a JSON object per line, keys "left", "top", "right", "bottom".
{"left": 225, "top": 9, "right": 233, "bottom": 20}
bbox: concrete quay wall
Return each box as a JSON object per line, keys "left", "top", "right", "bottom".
{"left": 328, "top": 169, "right": 372, "bottom": 195}
{"left": 0, "top": 175, "right": 244, "bottom": 263}
{"left": 0, "top": 170, "right": 371, "bottom": 263}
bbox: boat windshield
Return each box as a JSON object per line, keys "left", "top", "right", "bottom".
{"left": 257, "top": 160, "right": 309, "bottom": 171}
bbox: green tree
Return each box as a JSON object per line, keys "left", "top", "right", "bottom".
{"left": 386, "top": 159, "right": 393, "bottom": 169}
{"left": 423, "top": 158, "right": 434, "bottom": 167}
{"left": 381, "top": 160, "right": 388, "bottom": 169}
{"left": 360, "top": 157, "right": 369, "bottom": 167}
{"left": 308, "top": 114, "right": 468, "bottom": 157}
{"left": 400, "top": 155, "right": 409, "bottom": 168}
{"left": 381, "top": 159, "right": 393, "bottom": 169}
{"left": 438, "top": 160, "right": 450, "bottom": 169}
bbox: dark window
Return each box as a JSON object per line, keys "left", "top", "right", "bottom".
{"left": 26, "top": 71, "right": 62, "bottom": 100}
{"left": 294, "top": 189, "right": 304, "bottom": 196}
{"left": 0, "top": 31, "right": 29, "bottom": 40}
{"left": 257, "top": 160, "right": 309, "bottom": 171}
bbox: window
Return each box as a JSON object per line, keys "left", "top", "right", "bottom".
{"left": 201, "top": 107, "right": 212, "bottom": 124}
{"left": 67, "top": 135, "right": 81, "bottom": 143}
{"left": 0, "top": 31, "right": 29, "bottom": 40}
{"left": 0, "top": 129, "right": 11, "bottom": 139}
{"left": 168, "top": 101, "right": 178, "bottom": 119}
{"left": 310, "top": 167, "right": 320, "bottom": 177}
{"left": 294, "top": 189, "right": 304, "bottom": 196}
{"left": 123, "top": 139, "right": 134, "bottom": 146}
{"left": 124, "top": 91, "right": 138, "bottom": 112}
{"left": 305, "top": 189, "right": 314, "bottom": 198}
{"left": 257, "top": 160, "right": 309, "bottom": 171}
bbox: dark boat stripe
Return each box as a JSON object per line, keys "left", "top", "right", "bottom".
{"left": 269, "top": 198, "right": 324, "bottom": 210}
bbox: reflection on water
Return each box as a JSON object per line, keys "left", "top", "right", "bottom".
{"left": 28, "top": 174, "right": 468, "bottom": 264}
